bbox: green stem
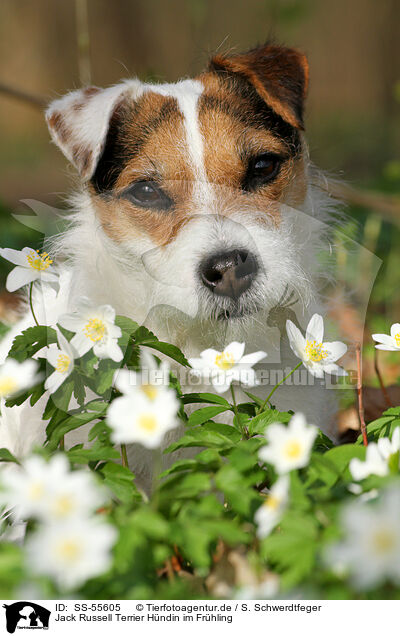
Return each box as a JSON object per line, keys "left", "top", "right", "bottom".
{"left": 120, "top": 444, "right": 128, "bottom": 468}
{"left": 230, "top": 383, "right": 243, "bottom": 434}
{"left": 151, "top": 447, "right": 162, "bottom": 509}
{"left": 29, "top": 282, "right": 39, "bottom": 326}
{"left": 258, "top": 361, "right": 302, "bottom": 413}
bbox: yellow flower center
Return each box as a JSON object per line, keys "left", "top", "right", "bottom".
{"left": 52, "top": 495, "right": 74, "bottom": 518}
{"left": 83, "top": 318, "right": 106, "bottom": 342}
{"left": 305, "top": 340, "right": 328, "bottom": 363}
{"left": 0, "top": 376, "right": 18, "bottom": 398}
{"left": 26, "top": 250, "right": 53, "bottom": 271}
{"left": 215, "top": 352, "right": 235, "bottom": 371}
{"left": 371, "top": 529, "right": 396, "bottom": 554}
{"left": 264, "top": 495, "right": 281, "bottom": 511}
{"left": 138, "top": 413, "right": 158, "bottom": 433}
{"left": 284, "top": 440, "right": 302, "bottom": 459}
{"left": 56, "top": 539, "right": 82, "bottom": 564}
{"left": 55, "top": 353, "right": 71, "bottom": 374}
{"left": 28, "top": 482, "right": 44, "bottom": 501}
{"left": 141, "top": 384, "right": 158, "bottom": 401}
{"left": 394, "top": 333, "right": 400, "bottom": 347}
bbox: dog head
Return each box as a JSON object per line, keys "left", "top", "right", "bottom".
{"left": 46, "top": 44, "right": 320, "bottom": 327}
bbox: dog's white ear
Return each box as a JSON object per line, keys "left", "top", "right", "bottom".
{"left": 45, "top": 81, "right": 142, "bottom": 180}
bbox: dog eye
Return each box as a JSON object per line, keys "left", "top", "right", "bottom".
{"left": 243, "top": 153, "right": 282, "bottom": 191}
{"left": 121, "top": 181, "right": 172, "bottom": 210}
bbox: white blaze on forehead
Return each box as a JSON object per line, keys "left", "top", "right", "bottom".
{"left": 143, "top": 79, "right": 212, "bottom": 207}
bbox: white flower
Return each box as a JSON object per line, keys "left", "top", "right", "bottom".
{"left": 1, "top": 454, "right": 106, "bottom": 523}
{"left": 188, "top": 342, "right": 267, "bottom": 394}
{"left": 113, "top": 348, "right": 170, "bottom": 398}
{"left": 349, "top": 427, "right": 400, "bottom": 480}
{"left": 0, "top": 247, "right": 58, "bottom": 292}
{"left": 107, "top": 389, "right": 179, "bottom": 449}
{"left": 0, "top": 395, "right": 47, "bottom": 461}
{"left": 43, "top": 331, "right": 78, "bottom": 394}
{"left": 286, "top": 314, "right": 347, "bottom": 378}
{"left": 259, "top": 412, "right": 317, "bottom": 474}
{"left": 26, "top": 517, "right": 117, "bottom": 590}
{"left": 235, "top": 576, "right": 279, "bottom": 599}
{"left": 254, "top": 475, "right": 289, "bottom": 538}
{"left": 372, "top": 323, "right": 400, "bottom": 351}
{"left": 58, "top": 299, "right": 123, "bottom": 362}
{"left": 326, "top": 485, "right": 400, "bottom": 589}
{"left": 0, "top": 358, "right": 39, "bottom": 399}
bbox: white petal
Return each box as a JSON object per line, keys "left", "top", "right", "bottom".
{"left": 286, "top": 320, "right": 306, "bottom": 358}
{"left": 211, "top": 375, "right": 231, "bottom": 394}
{"left": 100, "top": 304, "right": 116, "bottom": 322}
{"left": 113, "top": 369, "right": 138, "bottom": 394}
{"left": 241, "top": 350, "right": 268, "bottom": 366}
{"left": 324, "top": 341, "right": 347, "bottom": 362}
{"left": 46, "top": 345, "right": 62, "bottom": 367}
{"left": 44, "top": 371, "right": 66, "bottom": 394}
{"left": 306, "top": 314, "right": 324, "bottom": 343}
{"left": 390, "top": 323, "right": 400, "bottom": 338}
{"left": 0, "top": 247, "right": 33, "bottom": 266}
{"left": 40, "top": 270, "right": 59, "bottom": 284}
{"left": 70, "top": 332, "right": 93, "bottom": 356}
{"left": 392, "top": 426, "right": 400, "bottom": 451}
{"left": 6, "top": 266, "right": 37, "bottom": 292}
{"left": 223, "top": 342, "right": 245, "bottom": 362}
{"left": 58, "top": 314, "right": 85, "bottom": 332}
{"left": 372, "top": 333, "right": 396, "bottom": 347}
{"left": 305, "top": 362, "right": 324, "bottom": 378}
{"left": 106, "top": 341, "right": 123, "bottom": 362}
{"left": 199, "top": 348, "right": 221, "bottom": 363}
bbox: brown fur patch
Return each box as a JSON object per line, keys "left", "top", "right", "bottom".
{"left": 92, "top": 68, "right": 307, "bottom": 245}
{"left": 47, "top": 111, "right": 69, "bottom": 144}
{"left": 209, "top": 44, "right": 308, "bottom": 130}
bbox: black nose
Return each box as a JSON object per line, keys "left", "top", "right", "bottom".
{"left": 200, "top": 249, "right": 258, "bottom": 299}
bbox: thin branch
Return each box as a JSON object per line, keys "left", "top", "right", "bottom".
{"left": 320, "top": 177, "right": 400, "bottom": 225}
{"left": 0, "top": 82, "right": 47, "bottom": 109}
{"left": 356, "top": 343, "right": 368, "bottom": 446}
{"left": 75, "top": 0, "right": 92, "bottom": 86}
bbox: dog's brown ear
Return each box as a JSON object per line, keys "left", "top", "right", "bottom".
{"left": 209, "top": 43, "right": 309, "bottom": 130}
{"left": 45, "top": 80, "right": 143, "bottom": 180}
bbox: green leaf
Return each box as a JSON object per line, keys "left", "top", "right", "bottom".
{"left": 0, "top": 448, "right": 20, "bottom": 464}
{"left": 323, "top": 444, "right": 366, "bottom": 477}
{"left": 248, "top": 408, "right": 291, "bottom": 436}
{"left": 187, "top": 405, "right": 231, "bottom": 426}
{"left": 88, "top": 419, "right": 112, "bottom": 442}
{"left": 215, "top": 463, "right": 260, "bottom": 517}
{"left": 357, "top": 415, "right": 400, "bottom": 444}
{"left": 72, "top": 372, "right": 86, "bottom": 406}
{"left": 98, "top": 461, "right": 141, "bottom": 504}
{"left": 130, "top": 507, "right": 169, "bottom": 540}
{"left": 306, "top": 453, "right": 342, "bottom": 489}
{"left": 115, "top": 315, "right": 139, "bottom": 338}
{"left": 67, "top": 442, "right": 120, "bottom": 464}
{"left": 165, "top": 422, "right": 240, "bottom": 453}
{"left": 242, "top": 389, "right": 264, "bottom": 406}
{"left": 134, "top": 325, "right": 189, "bottom": 366}
{"left": 7, "top": 325, "right": 57, "bottom": 361}
{"left": 47, "top": 411, "right": 101, "bottom": 448}
{"left": 159, "top": 471, "right": 212, "bottom": 499}
{"left": 261, "top": 511, "right": 318, "bottom": 588}
{"left": 182, "top": 392, "right": 231, "bottom": 406}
